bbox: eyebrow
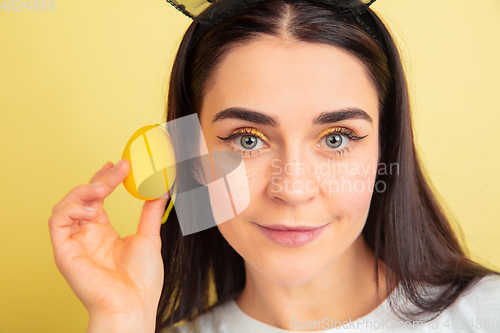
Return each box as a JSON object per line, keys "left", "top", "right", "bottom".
{"left": 211, "top": 107, "right": 373, "bottom": 127}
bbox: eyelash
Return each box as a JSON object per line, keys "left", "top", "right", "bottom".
{"left": 315, "top": 127, "right": 368, "bottom": 157}
{"left": 217, "top": 127, "right": 368, "bottom": 158}
{"left": 217, "top": 128, "right": 269, "bottom": 158}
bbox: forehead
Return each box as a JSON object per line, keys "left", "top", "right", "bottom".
{"left": 201, "top": 36, "right": 378, "bottom": 123}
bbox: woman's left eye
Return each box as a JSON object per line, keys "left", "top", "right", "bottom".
{"left": 314, "top": 127, "right": 368, "bottom": 156}
{"left": 318, "top": 133, "right": 350, "bottom": 150}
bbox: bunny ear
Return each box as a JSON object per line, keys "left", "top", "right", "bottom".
{"left": 166, "top": 0, "right": 212, "bottom": 19}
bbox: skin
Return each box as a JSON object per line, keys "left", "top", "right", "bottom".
{"left": 48, "top": 34, "right": 390, "bottom": 333}
{"left": 199, "top": 35, "right": 389, "bottom": 330}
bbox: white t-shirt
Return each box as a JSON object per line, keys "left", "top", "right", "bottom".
{"left": 164, "top": 274, "right": 500, "bottom": 332}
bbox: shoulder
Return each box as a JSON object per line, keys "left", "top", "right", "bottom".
{"left": 161, "top": 300, "right": 238, "bottom": 333}
{"left": 376, "top": 274, "right": 500, "bottom": 333}
{"left": 430, "top": 273, "right": 500, "bottom": 332}
{"left": 447, "top": 273, "right": 500, "bottom": 313}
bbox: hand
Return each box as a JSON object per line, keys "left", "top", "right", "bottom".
{"left": 48, "top": 159, "right": 168, "bottom": 332}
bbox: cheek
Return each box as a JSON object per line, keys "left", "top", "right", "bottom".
{"left": 214, "top": 159, "right": 273, "bottom": 249}
{"left": 324, "top": 158, "right": 378, "bottom": 213}
{"left": 195, "top": 150, "right": 252, "bottom": 227}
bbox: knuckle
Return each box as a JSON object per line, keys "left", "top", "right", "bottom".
{"left": 80, "top": 183, "right": 107, "bottom": 200}
{"left": 48, "top": 210, "right": 64, "bottom": 227}
{"left": 57, "top": 203, "right": 74, "bottom": 218}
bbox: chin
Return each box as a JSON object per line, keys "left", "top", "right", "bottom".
{"left": 251, "top": 242, "right": 344, "bottom": 287}
{"left": 262, "top": 264, "right": 323, "bottom": 287}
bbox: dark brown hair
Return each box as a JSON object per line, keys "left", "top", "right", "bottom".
{"left": 155, "top": 1, "right": 499, "bottom": 331}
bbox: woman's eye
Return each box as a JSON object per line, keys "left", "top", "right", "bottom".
{"left": 319, "top": 133, "right": 350, "bottom": 150}
{"left": 237, "top": 135, "right": 265, "bottom": 150}
{"left": 217, "top": 128, "right": 270, "bottom": 157}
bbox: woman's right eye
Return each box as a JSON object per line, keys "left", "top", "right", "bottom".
{"left": 236, "top": 135, "right": 266, "bottom": 150}
{"left": 217, "top": 128, "right": 270, "bottom": 157}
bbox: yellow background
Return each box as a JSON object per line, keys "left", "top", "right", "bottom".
{"left": 1, "top": 0, "right": 499, "bottom": 332}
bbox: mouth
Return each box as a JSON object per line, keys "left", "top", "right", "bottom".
{"left": 253, "top": 222, "right": 330, "bottom": 247}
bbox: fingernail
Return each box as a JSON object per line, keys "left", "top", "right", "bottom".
{"left": 113, "top": 159, "right": 123, "bottom": 170}
{"left": 84, "top": 206, "right": 97, "bottom": 211}
{"left": 91, "top": 182, "right": 104, "bottom": 187}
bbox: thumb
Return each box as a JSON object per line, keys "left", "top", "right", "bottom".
{"left": 137, "top": 197, "right": 169, "bottom": 237}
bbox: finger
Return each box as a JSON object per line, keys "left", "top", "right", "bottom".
{"left": 137, "top": 197, "right": 169, "bottom": 238}
{"left": 89, "top": 161, "right": 114, "bottom": 184}
{"left": 54, "top": 159, "right": 129, "bottom": 213}
{"left": 78, "top": 200, "right": 106, "bottom": 226}
{"left": 51, "top": 161, "right": 111, "bottom": 215}
{"left": 80, "top": 201, "right": 113, "bottom": 227}
{"left": 48, "top": 203, "right": 100, "bottom": 250}
{"left": 92, "top": 158, "right": 131, "bottom": 193}
{"left": 52, "top": 183, "right": 109, "bottom": 215}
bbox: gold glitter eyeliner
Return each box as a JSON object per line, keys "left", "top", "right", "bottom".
{"left": 314, "top": 127, "right": 368, "bottom": 143}
{"left": 217, "top": 127, "right": 270, "bottom": 144}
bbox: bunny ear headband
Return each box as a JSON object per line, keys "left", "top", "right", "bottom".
{"left": 165, "top": 0, "right": 383, "bottom": 51}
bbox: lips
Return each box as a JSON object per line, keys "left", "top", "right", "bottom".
{"left": 254, "top": 222, "right": 330, "bottom": 246}
{"left": 261, "top": 224, "right": 326, "bottom": 231}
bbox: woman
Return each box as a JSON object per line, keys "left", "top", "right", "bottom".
{"left": 48, "top": 1, "right": 500, "bottom": 332}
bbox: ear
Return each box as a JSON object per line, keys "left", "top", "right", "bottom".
{"left": 191, "top": 165, "right": 202, "bottom": 184}
{"left": 190, "top": 158, "right": 209, "bottom": 185}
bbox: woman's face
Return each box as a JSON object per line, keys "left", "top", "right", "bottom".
{"left": 198, "top": 36, "right": 380, "bottom": 286}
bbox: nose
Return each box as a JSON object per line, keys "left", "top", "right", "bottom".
{"left": 267, "top": 148, "right": 319, "bottom": 205}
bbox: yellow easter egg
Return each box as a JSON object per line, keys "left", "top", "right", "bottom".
{"left": 121, "top": 124, "right": 177, "bottom": 201}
